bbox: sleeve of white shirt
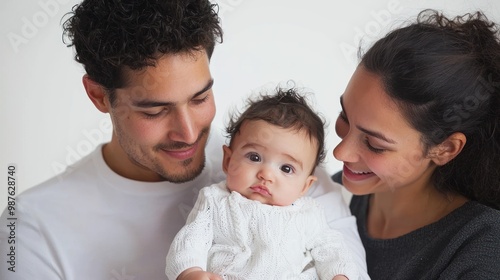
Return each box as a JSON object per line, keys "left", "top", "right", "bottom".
{"left": 0, "top": 201, "right": 64, "bottom": 280}
{"left": 309, "top": 229, "right": 359, "bottom": 280}
{"left": 165, "top": 186, "right": 215, "bottom": 279}
{"left": 307, "top": 167, "right": 370, "bottom": 280}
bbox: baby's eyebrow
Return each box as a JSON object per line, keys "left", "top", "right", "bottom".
{"left": 282, "top": 153, "right": 303, "bottom": 170}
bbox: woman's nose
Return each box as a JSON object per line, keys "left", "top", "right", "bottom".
{"left": 333, "top": 134, "right": 359, "bottom": 163}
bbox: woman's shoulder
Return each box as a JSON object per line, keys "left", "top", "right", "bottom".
{"left": 444, "top": 201, "right": 500, "bottom": 250}
{"left": 458, "top": 201, "right": 500, "bottom": 223}
{"left": 461, "top": 201, "right": 500, "bottom": 231}
{"left": 437, "top": 202, "right": 500, "bottom": 278}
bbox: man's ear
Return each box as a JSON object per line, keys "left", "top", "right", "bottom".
{"left": 300, "top": 175, "right": 317, "bottom": 196}
{"left": 429, "top": 132, "right": 466, "bottom": 166}
{"left": 82, "top": 74, "right": 111, "bottom": 113}
{"left": 222, "top": 145, "right": 232, "bottom": 175}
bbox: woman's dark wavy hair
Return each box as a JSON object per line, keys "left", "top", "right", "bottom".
{"left": 62, "top": 0, "right": 223, "bottom": 104}
{"left": 361, "top": 9, "right": 500, "bottom": 209}
{"left": 225, "top": 85, "right": 327, "bottom": 174}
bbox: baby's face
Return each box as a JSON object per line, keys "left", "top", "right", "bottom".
{"left": 222, "top": 120, "right": 317, "bottom": 206}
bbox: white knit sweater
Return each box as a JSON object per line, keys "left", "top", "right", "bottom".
{"left": 165, "top": 181, "right": 359, "bottom": 280}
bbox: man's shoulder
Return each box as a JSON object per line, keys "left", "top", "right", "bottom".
{"left": 17, "top": 148, "right": 99, "bottom": 205}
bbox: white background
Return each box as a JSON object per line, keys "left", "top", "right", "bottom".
{"left": 2, "top": 0, "right": 500, "bottom": 212}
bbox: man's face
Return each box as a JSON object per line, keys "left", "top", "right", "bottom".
{"left": 104, "top": 51, "right": 216, "bottom": 182}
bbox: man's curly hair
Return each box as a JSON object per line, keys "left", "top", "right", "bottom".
{"left": 62, "top": 0, "right": 223, "bottom": 100}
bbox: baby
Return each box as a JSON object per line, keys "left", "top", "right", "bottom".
{"left": 166, "top": 86, "right": 359, "bottom": 280}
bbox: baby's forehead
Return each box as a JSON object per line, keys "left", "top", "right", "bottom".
{"left": 236, "top": 119, "right": 319, "bottom": 160}
{"left": 240, "top": 118, "right": 319, "bottom": 142}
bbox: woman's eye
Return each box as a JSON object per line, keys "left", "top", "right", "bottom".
{"left": 247, "top": 153, "right": 261, "bottom": 162}
{"left": 280, "top": 165, "right": 294, "bottom": 174}
{"left": 364, "top": 138, "right": 386, "bottom": 154}
{"left": 338, "top": 111, "right": 349, "bottom": 123}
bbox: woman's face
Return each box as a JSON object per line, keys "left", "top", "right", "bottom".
{"left": 333, "top": 66, "right": 436, "bottom": 195}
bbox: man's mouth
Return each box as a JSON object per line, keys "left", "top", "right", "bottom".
{"left": 160, "top": 142, "right": 198, "bottom": 160}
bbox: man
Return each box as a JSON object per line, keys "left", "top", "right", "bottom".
{"left": 0, "top": 1, "right": 368, "bottom": 279}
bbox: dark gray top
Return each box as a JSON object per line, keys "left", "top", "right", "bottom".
{"left": 350, "top": 195, "right": 500, "bottom": 280}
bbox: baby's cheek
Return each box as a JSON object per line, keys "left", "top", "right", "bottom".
{"left": 227, "top": 161, "right": 245, "bottom": 178}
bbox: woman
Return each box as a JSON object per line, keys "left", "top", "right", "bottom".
{"left": 333, "top": 9, "right": 500, "bottom": 279}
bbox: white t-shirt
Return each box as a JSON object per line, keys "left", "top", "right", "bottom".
{"left": 0, "top": 130, "right": 369, "bottom": 280}
{"left": 166, "top": 181, "right": 359, "bottom": 280}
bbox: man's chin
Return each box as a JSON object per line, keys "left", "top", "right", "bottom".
{"left": 159, "top": 157, "right": 206, "bottom": 183}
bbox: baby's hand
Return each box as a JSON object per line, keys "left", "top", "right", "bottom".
{"left": 332, "top": 275, "right": 349, "bottom": 280}
{"left": 177, "top": 267, "right": 223, "bottom": 280}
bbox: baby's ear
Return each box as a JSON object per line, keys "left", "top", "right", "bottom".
{"left": 301, "top": 175, "right": 317, "bottom": 196}
{"left": 429, "top": 132, "right": 466, "bottom": 166}
{"left": 222, "top": 145, "right": 232, "bottom": 175}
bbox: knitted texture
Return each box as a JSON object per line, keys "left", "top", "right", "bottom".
{"left": 166, "top": 181, "right": 359, "bottom": 280}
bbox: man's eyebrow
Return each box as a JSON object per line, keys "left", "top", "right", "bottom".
{"left": 132, "top": 79, "right": 214, "bottom": 108}
{"left": 356, "top": 125, "right": 397, "bottom": 144}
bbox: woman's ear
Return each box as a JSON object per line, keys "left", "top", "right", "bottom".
{"left": 429, "top": 132, "right": 466, "bottom": 166}
{"left": 82, "top": 74, "right": 111, "bottom": 113}
{"left": 222, "top": 145, "right": 232, "bottom": 175}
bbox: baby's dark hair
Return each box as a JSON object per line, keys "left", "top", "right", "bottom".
{"left": 225, "top": 86, "right": 326, "bottom": 173}
{"left": 62, "top": 0, "right": 222, "bottom": 105}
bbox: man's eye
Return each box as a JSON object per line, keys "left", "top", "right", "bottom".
{"left": 280, "top": 165, "right": 294, "bottom": 174}
{"left": 143, "top": 108, "right": 169, "bottom": 119}
{"left": 192, "top": 94, "right": 209, "bottom": 105}
{"left": 143, "top": 111, "right": 163, "bottom": 118}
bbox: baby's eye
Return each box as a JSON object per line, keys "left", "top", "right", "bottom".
{"left": 280, "top": 165, "right": 294, "bottom": 174}
{"left": 246, "top": 152, "right": 261, "bottom": 162}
